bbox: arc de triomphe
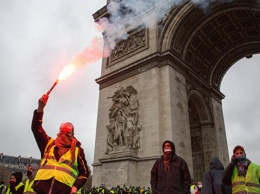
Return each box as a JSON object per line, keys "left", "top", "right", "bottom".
{"left": 91, "top": 0, "right": 260, "bottom": 188}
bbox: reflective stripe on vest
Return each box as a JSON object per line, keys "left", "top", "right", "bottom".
{"left": 6, "top": 182, "right": 24, "bottom": 194}
{"left": 232, "top": 162, "right": 260, "bottom": 194}
{"left": 24, "top": 179, "right": 35, "bottom": 192}
{"left": 35, "top": 138, "right": 79, "bottom": 187}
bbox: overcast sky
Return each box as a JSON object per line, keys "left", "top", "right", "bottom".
{"left": 0, "top": 0, "right": 259, "bottom": 171}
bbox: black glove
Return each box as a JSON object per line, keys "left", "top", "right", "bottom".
{"left": 231, "top": 155, "right": 236, "bottom": 165}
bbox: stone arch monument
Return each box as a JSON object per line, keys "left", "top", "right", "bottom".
{"left": 92, "top": 0, "right": 260, "bottom": 187}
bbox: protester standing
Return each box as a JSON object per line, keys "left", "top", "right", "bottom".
{"left": 24, "top": 163, "right": 39, "bottom": 194}
{"left": 31, "top": 94, "right": 89, "bottom": 194}
{"left": 6, "top": 172, "right": 24, "bottom": 194}
{"left": 201, "top": 157, "right": 231, "bottom": 194}
{"left": 150, "top": 140, "right": 191, "bottom": 194}
{"left": 190, "top": 179, "right": 199, "bottom": 194}
{"left": 222, "top": 145, "right": 260, "bottom": 193}
{"left": 0, "top": 181, "right": 6, "bottom": 194}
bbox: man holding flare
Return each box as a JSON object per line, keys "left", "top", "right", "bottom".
{"left": 31, "top": 94, "right": 89, "bottom": 194}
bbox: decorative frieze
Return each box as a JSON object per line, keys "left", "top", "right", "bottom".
{"left": 107, "top": 29, "right": 148, "bottom": 66}
{"left": 105, "top": 86, "right": 142, "bottom": 155}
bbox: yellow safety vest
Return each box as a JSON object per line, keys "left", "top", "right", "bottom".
{"left": 232, "top": 162, "right": 260, "bottom": 194}
{"left": 77, "top": 188, "right": 82, "bottom": 194}
{"left": 6, "top": 182, "right": 24, "bottom": 194}
{"left": 35, "top": 138, "right": 79, "bottom": 187}
{"left": 24, "top": 179, "right": 35, "bottom": 193}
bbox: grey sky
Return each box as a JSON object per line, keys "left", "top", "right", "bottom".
{"left": 0, "top": 0, "right": 259, "bottom": 172}
{"left": 0, "top": 1, "right": 106, "bottom": 166}
{"left": 222, "top": 55, "right": 260, "bottom": 164}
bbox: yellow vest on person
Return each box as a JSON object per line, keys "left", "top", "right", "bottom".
{"left": 24, "top": 179, "right": 35, "bottom": 193}
{"left": 232, "top": 162, "right": 260, "bottom": 194}
{"left": 35, "top": 138, "right": 79, "bottom": 187}
{"left": 77, "top": 188, "right": 82, "bottom": 194}
{"left": 6, "top": 182, "right": 24, "bottom": 194}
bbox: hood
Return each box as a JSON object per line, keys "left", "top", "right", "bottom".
{"left": 28, "top": 163, "right": 39, "bottom": 180}
{"left": 162, "top": 140, "right": 176, "bottom": 155}
{"left": 209, "top": 157, "right": 224, "bottom": 170}
{"left": 11, "top": 171, "right": 23, "bottom": 185}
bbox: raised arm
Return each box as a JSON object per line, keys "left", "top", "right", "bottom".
{"left": 31, "top": 94, "right": 50, "bottom": 157}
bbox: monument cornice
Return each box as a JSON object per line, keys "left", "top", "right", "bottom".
{"left": 96, "top": 51, "right": 225, "bottom": 101}
{"left": 98, "top": 156, "right": 161, "bottom": 164}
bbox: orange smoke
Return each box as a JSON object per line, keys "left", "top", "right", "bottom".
{"left": 58, "top": 36, "right": 104, "bottom": 81}
{"left": 46, "top": 36, "right": 104, "bottom": 95}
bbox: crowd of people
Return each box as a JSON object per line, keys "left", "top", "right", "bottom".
{"left": 85, "top": 185, "right": 151, "bottom": 194}
{"left": 2, "top": 142, "right": 260, "bottom": 194}
{"left": 1, "top": 94, "right": 259, "bottom": 194}
{"left": 0, "top": 181, "right": 152, "bottom": 194}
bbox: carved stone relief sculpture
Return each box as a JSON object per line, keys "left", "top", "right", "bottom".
{"left": 108, "top": 29, "right": 148, "bottom": 66}
{"left": 105, "top": 86, "right": 142, "bottom": 154}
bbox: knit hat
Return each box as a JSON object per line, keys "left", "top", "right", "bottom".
{"left": 233, "top": 145, "right": 245, "bottom": 154}
{"left": 59, "top": 122, "right": 74, "bottom": 133}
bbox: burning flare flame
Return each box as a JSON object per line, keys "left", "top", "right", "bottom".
{"left": 57, "top": 64, "right": 76, "bottom": 81}
{"left": 57, "top": 36, "right": 104, "bottom": 82}
{"left": 46, "top": 36, "right": 104, "bottom": 95}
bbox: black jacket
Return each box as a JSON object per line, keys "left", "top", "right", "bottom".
{"left": 8, "top": 172, "right": 24, "bottom": 194}
{"left": 201, "top": 157, "right": 231, "bottom": 194}
{"left": 150, "top": 140, "right": 191, "bottom": 194}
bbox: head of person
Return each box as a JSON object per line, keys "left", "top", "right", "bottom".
{"left": 197, "top": 181, "right": 202, "bottom": 189}
{"left": 54, "top": 122, "right": 79, "bottom": 163}
{"left": 209, "top": 156, "right": 224, "bottom": 170}
{"left": 56, "top": 122, "right": 75, "bottom": 144}
{"left": 233, "top": 145, "right": 247, "bottom": 164}
{"left": 9, "top": 172, "right": 23, "bottom": 186}
{"left": 0, "top": 181, "right": 4, "bottom": 185}
{"left": 27, "top": 163, "right": 39, "bottom": 180}
{"left": 162, "top": 140, "right": 175, "bottom": 156}
{"left": 58, "top": 122, "right": 74, "bottom": 137}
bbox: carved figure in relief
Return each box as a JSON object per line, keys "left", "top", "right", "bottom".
{"left": 133, "top": 124, "right": 141, "bottom": 148}
{"left": 105, "top": 124, "right": 114, "bottom": 154}
{"left": 105, "top": 86, "right": 142, "bottom": 154}
{"left": 110, "top": 29, "right": 146, "bottom": 62}
{"left": 114, "top": 109, "right": 127, "bottom": 146}
{"left": 125, "top": 116, "right": 134, "bottom": 147}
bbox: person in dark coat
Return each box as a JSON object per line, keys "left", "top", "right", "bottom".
{"left": 6, "top": 171, "right": 24, "bottom": 194}
{"left": 24, "top": 163, "right": 39, "bottom": 193}
{"left": 201, "top": 157, "right": 231, "bottom": 194}
{"left": 150, "top": 140, "right": 191, "bottom": 194}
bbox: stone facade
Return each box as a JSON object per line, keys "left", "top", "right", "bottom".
{"left": 92, "top": 0, "right": 260, "bottom": 188}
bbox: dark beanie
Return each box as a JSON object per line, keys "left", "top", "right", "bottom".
{"left": 233, "top": 145, "right": 245, "bottom": 154}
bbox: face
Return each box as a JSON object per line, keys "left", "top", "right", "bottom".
{"left": 164, "top": 142, "right": 172, "bottom": 151}
{"left": 10, "top": 175, "right": 16, "bottom": 182}
{"left": 57, "top": 131, "right": 73, "bottom": 138}
{"left": 58, "top": 122, "right": 74, "bottom": 138}
{"left": 27, "top": 165, "right": 32, "bottom": 171}
{"left": 234, "top": 148, "right": 245, "bottom": 157}
{"left": 27, "top": 165, "right": 33, "bottom": 177}
{"left": 197, "top": 182, "right": 202, "bottom": 188}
